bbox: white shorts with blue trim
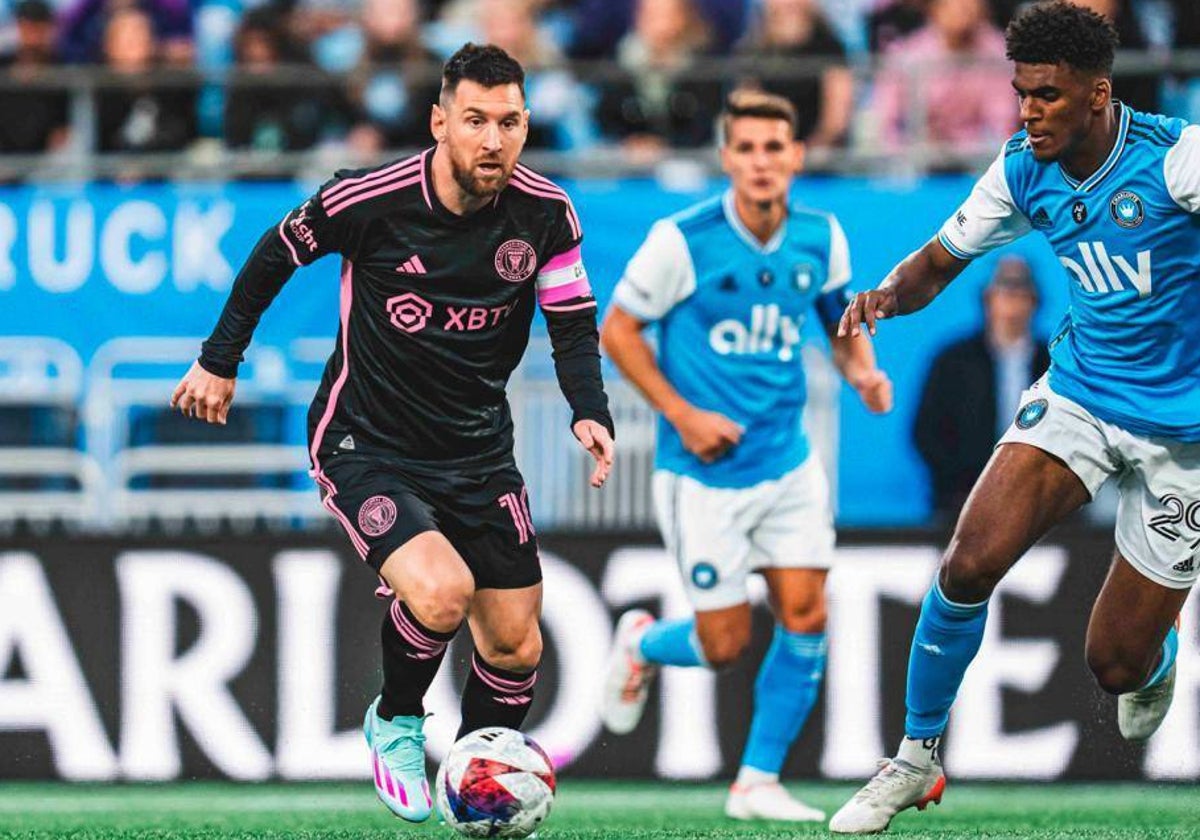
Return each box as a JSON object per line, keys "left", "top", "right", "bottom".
{"left": 999, "top": 374, "right": 1200, "bottom": 589}
{"left": 651, "top": 456, "right": 835, "bottom": 612}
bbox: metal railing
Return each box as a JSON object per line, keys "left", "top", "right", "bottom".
{"left": 0, "top": 334, "right": 839, "bottom": 533}
{"left": 2, "top": 50, "right": 1196, "bottom": 181}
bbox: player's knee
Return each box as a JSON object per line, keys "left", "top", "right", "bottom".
{"left": 479, "top": 634, "right": 542, "bottom": 673}
{"left": 405, "top": 580, "right": 471, "bottom": 632}
{"left": 1086, "top": 647, "right": 1146, "bottom": 695}
{"left": 940, "top": 540, "right": 1006, "bottom": 602}
{"left": 697, "top": 627, "right": 750, "bottom": 668}
{"left": 778, "top": 602, "right": 826, "bottom": 634}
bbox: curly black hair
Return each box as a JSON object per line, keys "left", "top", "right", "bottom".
{"left": 441, "top": 43, "right": 526, "bottom": 102}
{"left": 1005, "top": 1, "right": 1119, "bottom": 75}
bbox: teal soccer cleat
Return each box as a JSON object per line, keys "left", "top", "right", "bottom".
{"left": 363, "top": 696, "right": 433, "bottom": 822}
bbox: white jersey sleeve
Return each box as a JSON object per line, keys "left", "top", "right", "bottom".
{"left": 822, "top": 214, "right": 851, "bottom": 292}
{"left": 611, "top": 219, "right": 697, "bottom": 322}
{"left": 936, "top": 149, "right": 1032, "bottom": 259}
{"left": 1164, "top": 125, "right": 1200, "bottom": 213}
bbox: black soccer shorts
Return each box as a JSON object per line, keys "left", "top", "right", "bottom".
{"left": 315, "top": 452, "right": 542, "bottom": 590}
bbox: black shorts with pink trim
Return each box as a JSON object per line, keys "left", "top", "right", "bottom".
{"left": 314, "top": 452, "right": 541, "bottom": 590}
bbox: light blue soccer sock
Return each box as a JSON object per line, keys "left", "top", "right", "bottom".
{"left": 638, "top": 618, "right": 706, "bottom": 667}
{"left": 904, "top": 582, "right": 989, "bottom": 739}
{"left": 740, "top": 628, "right": 827, "bottom": 774}
{"left": 1141, "top": 625, "right": 1179, "bottom": 690}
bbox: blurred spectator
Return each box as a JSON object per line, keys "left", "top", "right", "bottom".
{"left": 737, "top": 0, "right": 852, "bottom": 148}
{"left": 565, "top": 0, "right": 747, "bottom": 58}
{"left": 96, "top": 6, "right": 198, "bottom": 153}
{"left": 595, "top": 0, "right": 722, "bottom": 154}
{"left": 342, "top": 0, "right": 439, "bottom": 154}
{"left": 870, "top": 0, "right": 1016, "bottom": 159}
{"left": 867, "top": 0, "right": 926, "bottom": 54}
{"left": 1073, "top": 0, "right": 1159, "bottom": 113}
{"left": 479, "top": 0, "right": 593, "bottom": 149}
{"left": 913, "top": 256, "right": 1050, "bottom": 522}
{"left": 1173, "top": 0, "right": 1200, "bottom": 46}
{"left": 225, "top": 7, "right": 340, "bottom": 153}
{"left": 816, "top": 0, "right": 875, "bottom": 55}
{"left": 60, "top": 0, "right": 194, "bottom": 65}
{"left": 0, "top": 0, "right": 71, "bottom": 153}
{"left": 284, "top": 0, "right": 360, "bottom": 54}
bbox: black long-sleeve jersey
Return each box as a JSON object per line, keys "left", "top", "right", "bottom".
{"left": 199, "top": 148, "right": 612, "bottom": 472}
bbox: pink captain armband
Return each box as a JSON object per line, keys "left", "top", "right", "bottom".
{"left": 536, "top": 245, "right": 593, "bottom": 306}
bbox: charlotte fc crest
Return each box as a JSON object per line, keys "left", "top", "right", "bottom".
{"left": 793, "top": 263, "right": 814, "bottom": 292}
{"left": 1109, "top": 190, "right": 1145, "bottom": 229}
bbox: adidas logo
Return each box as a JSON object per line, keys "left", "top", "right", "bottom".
{"left": 396, "top": 255, "right": 427, "bottom": 274}
{"left": 1031, "top": 207, "right": 1052, "bottom": 229}
{"left": 339, "top": 435, "right": 355, "bottom": 451}
{"left": 1172, "top": 556, "right": 1195, "bottom": 574}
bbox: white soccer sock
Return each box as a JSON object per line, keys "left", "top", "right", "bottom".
{"left": 897, "top": 735, "right": 941, "bottom": 769}
{"left": 735, "top": 766, "right": 779, "bottom": 788}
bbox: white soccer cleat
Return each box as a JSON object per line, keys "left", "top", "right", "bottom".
{"left": 1118, "top": 662, "right": 1176, "bottom": 741}
{"left": 600, "top": 609, "right": 658, "bottom": 735}
{"left": 724, "top": 782, "right": 826, "bottom": 822}
{"left": 828, "top": 758, "right": 946, "bottom": 834}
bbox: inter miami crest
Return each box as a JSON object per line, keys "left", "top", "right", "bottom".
{"left": 494, "top": 239, "right": 537, "bottom": 282}
{"left": 1071, "top": 201, "right": 1088, "bottom": 225}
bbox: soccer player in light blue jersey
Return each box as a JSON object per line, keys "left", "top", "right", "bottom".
{"left": 597, "top": 89, "right": 892, "bottom": 822}
{"left": 830, "top": 3, "right": 1195, "bottom": 833}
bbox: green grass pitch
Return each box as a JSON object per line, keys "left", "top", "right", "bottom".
{"left": 0, "top": 781, "right": 1196, "bottom": 839}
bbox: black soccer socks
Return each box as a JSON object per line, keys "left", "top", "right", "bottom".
{"left": 378, "top": 599, "right": 458, "bottom": 719}
{"left": 458, "top": 651, "right": 538, "bottom": 738}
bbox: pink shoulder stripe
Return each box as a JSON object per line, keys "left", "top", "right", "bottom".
{"left": 515, "top": 163, "right": 564, "bottom": 192}
{"left": 511, "top": 169, "right": 582, "bottom": 235}
{"left": 509, "top": 172, "right": 582, "bottom": 239}
{"left": 322, "top": 153, "right": 421, "bottom": 204}
{"left": 324, "top": 162, "right": 421, "bottom": 216}
{"left": 327, "top": 174, "right": 423, "bottom": 217}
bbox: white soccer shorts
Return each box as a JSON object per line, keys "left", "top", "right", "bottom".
{"left": 999, "top": 374, "right": 1200, "bottom": 589}
{"left": 651, "top": 456, "right": 836, "bottom": 611}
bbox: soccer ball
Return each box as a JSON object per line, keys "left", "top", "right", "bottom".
{"left": 435, "top": 727, "right": 556, "bottom": 838}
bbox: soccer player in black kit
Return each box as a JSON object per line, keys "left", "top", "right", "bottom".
{"left": 170, "top": 44, "right": 615, "bottom": 822}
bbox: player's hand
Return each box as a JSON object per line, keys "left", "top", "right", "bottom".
{"left": 838, "top": 287, "right": 898, "bottom": 338}
{"left": 851, "top": 368, "right": 893, "bottom": 414}
{"left": 668, "top": 405, "right": 743, "bottom": 464}
{"left": 170, "top": 361, "right": 237, "bottom": 425}
{"left": 573, "top": 419, "right": 614, "bottom": 488}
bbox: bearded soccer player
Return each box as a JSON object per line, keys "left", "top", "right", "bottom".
{"left": 830, "top": 3, "right": 1195, "bottom": 833}
{"left": 170, "top": 44, "right": 614, "bottom": 823}
{"left": 598, "top": 90, "right": 891, "bottom": 822}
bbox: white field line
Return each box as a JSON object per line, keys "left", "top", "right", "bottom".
{"left": 0, "top": 787, "right": 728, "bottom": 815}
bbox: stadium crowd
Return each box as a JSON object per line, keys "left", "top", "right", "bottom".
{"left": 0, "top": 0, "right": 1195, "bottom": 169}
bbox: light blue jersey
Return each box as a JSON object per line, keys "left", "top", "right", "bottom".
{"left": 939, "top": 104, "right": 1200, "bottom": 442}
{"left": 612, "top": 191, "right": 852, "bottom": 488}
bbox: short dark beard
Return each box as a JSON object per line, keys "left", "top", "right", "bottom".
{"left": 451, "top": 158, "right": 507, "bottom": 198}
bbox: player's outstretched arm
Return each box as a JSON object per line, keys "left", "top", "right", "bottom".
{"left": 170, "top": 361, "right": 237, "bottom": 425}
{"left": 828, "top": 329, "right": 892, "bottom": 415}
{"left": 838, "top": 238, "right": 969, "bottom": 338}
{"left": 181, "top": 186, "right": 346, "bottom": 420}
{"left": 542, "top": 298, "right": 617, "bottom": 489}
{"left": 573, "top": 419, "right": 614, "bottom": 488}
{"left": 600, "top": 305, "right": 742, "bottom": 463}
